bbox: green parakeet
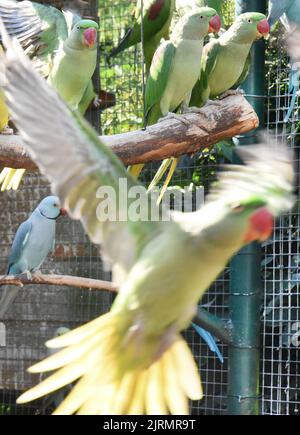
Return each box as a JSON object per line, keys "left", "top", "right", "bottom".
{"left": 109, "top": 0, "right": 175, "bottom": 74}
{"left": 176, "top": 0, "right": 224, "bottom": 26}
{"left": 0, "top": 0, "right": 99, "bottom": 191}
{"left": 0, "top": 26, "right": 295, "bottom": 414}
{"left": 138, "top": 7, "right": 221, "bottom": 201}
{"left": 190, "top": 12, "right": 270, "bottom": 108}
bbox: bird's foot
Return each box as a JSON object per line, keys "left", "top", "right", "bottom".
{"left": 158, "top": 112, "right": 190, "bottom": 127}
{"left": 219, "top": 89, "right": 245, "bottom": 99}
{"left": 32, "top": 270, "right": 43, "bottom": 278}
{"left": 184, "top": 99, "right": 222, "bottom": 115}
{"left": 25, "top": 271, "right": 33, "bottom": 280}
{"left": 0, "top": 126, "right": 14, "bottom": 135}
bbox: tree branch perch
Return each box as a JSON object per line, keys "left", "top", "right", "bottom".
{"left": 0, "top": 274, "right": 117, "bottom": 292}
{"left": 0, "top": 95, "right": 258, "bottom": 169}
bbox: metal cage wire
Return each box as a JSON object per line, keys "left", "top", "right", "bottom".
{"left": 0, "top": 0, "right": 298, "bottom": 415}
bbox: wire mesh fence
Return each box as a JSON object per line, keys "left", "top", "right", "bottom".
{"left": 0, "top": 0, "right": 299, "bottom": 415}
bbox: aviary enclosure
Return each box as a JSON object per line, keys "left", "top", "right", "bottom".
{"left": 0, "top": 0, "right": 299, "bottom": 415}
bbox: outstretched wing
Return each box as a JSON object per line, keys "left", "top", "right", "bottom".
{"left": 0, "top": 29, "right": 161, "bottom": 282}
{"left": 0, "top": 0, "right": 68, "bottom": 75}
{"left": 209, "top": 137, "right": 295, "bottom": 216}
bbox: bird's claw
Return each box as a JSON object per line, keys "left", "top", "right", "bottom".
{"left": 158, "top": 112, "right": 190, "bottom": 127}
{"left": 26, "top": 271, "right": 33, "bottom": 280}
{"left": 219, "top": 89, "right": 245, "bottom": 99}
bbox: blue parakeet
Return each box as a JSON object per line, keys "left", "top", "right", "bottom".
{"left": 268, "top": 0, "right": 300, "bottom": 122}
{"left": 0, "top": 196, "right": 66, "bottom": 318}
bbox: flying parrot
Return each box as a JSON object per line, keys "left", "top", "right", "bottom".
{"left": 176, "top": 0, "right": 224, "bottom": 27}
{"left": 131, "top": 7, "right": 221, "bottom": 201}
{"left": 0, "top": 196, "right": 66, "bottom": 318}
{"left": 0, "top": 27, "right": 295, "bottom": 414}
{"left": 0, "top": 0, "right": 99, "bottom": 191}
{"left": 190, "top": 12, "right": 270, "bottom": 108}
{"left": 268, "top": 0, "right": 300, "bottom": 122}
{"left": 109, "top": 0, "right": 175, "bottom": 75}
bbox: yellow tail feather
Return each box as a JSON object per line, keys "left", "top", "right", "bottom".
{"left": 128, "top": 163, "right": 144, "bottom": 179}
{"left": 17, "top": 311, "right": 203, "bottom": 415}
{"left": 0, "top": 167, "right": 26, "bottom": 191}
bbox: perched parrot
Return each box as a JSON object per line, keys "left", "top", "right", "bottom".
{"left": 176, "top": 0, "right": 224, "bottom": 27}
{"left": 0, "top": 196, "right": 66, "bottom": 318}
{"left": 131, "top": 7, "right": 221, "bottom": 201}
{"left": 190, "top": 12, "right": 270, "bottom": 108}
{"left": 0, "top": 0, "right": 99, "bottom": 191}
{"left": 0, "top": 28, "right": 295, "bottom": 414}
{"left": 109, "top": 0, "right": 175, "bottom": 74}
{"left": 268, "top": 0, "right": 300, "bottom": 122}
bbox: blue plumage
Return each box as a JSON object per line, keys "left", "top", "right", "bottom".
{"left": 192, "top": 322, "right": 224, "bottom": 364}
{"left": 0, "top": 196, "right": 64, "bottom": 318}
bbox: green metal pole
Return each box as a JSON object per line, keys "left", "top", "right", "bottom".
{"left": 227, "top": 0, "right": 267, "bottom": 415}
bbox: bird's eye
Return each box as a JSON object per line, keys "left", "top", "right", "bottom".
{"left": 232, "top": 204, "right": 245, "bottom": 213}
{"left": 200, "top": 15, "right": 204, "bottom": 19}
{"left": 77, "top": 25, "right": 80, "bottom": 29}
{"left": 53, "top": 203, "right": 58, "bottom": 207}
{"left": 247, "top": 19, "right": 252, "bottom": 23}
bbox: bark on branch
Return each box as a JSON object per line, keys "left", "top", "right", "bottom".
{"left": 0, "top": 274, "right": 117, "bottom": 292}
{"left": 0, "top": 94, "right": 258, "bottom": 170}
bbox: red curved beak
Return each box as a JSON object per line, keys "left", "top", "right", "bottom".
{"left": 244, "top": 208, "right": 274, "bottom": 243}
{"left": 257, "top": 19, "right": 270, "bottom": 38}
{"left": 208, "top": 15, "right": 222, "bottom": 33}
{"left": 83, "top": 27, "right": 97, "bottom": 48}
{"left": 60, "top": 208, "right": 67, "bottom": 217}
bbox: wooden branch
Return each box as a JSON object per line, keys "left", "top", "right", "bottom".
{"left": 0, "top": 94, "right": 258, "bottom": 169}
{"left": 0, "top": 274, "right": 117, "bottom": 292}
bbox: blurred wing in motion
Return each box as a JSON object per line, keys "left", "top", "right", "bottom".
{"left": 0, "top": 26, "right": 161, "bottom": 283}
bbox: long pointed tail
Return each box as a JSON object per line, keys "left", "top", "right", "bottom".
{"left": 108, "top": 28, "right": 135, "bottom": 60}
{"left": 0, "top": 167, "right": 26, "bottom": 191}
{"left": 148, "top": 158, "right": 178, "bottom": 205}
{"left": 17, "top": 312, "right": 203, "bottom": 415}
{"left": 128, "top": 163, "right": 144, "bottom": 179}
{"left": 192, "top": 323, "right": 224, "bottom": 364}
{"left": 284, "top": 68, "right": 299, "bottom": 123}
{"left": 0, "top": 285, "right": 20, "bottom": 318}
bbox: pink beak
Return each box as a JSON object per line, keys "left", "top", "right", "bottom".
{"left": 60, "top": 208, "right": 67, "bottom": 217}
{"left": 257, "top": 19, "right": 270, "bottom": 37}
{"left": 208, "top": 15, "right": 222, "bottom": 33}
{"left": 83, "top": 27, "right": 97, "bottom": 48}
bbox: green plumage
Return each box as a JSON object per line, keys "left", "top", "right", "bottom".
{"left": 0, "top": 1, "right": 99, "bottom": 193}
{"left": 143, "top": 7, "right": 220, "bottom": 200}
{"left": 0, "top": 24, "right": 295, "bottom": 413}
{"left": 146, "top": 8, "right": 218, "bottom": 125}
{"left": 110, "top": 0, "right": 175, "bottom": 74}
{"left": 190, "top": 12, "right": 267, "bottom": 107}
{"left": 176, "top": 0, "right": 224, "bottom": 26}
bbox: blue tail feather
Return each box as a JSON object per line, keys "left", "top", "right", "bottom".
{"left": 192, "top": 322, "right": 224, "bottom": 364}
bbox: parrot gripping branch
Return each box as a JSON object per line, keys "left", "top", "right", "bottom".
{"left": 0, "top": 94, "right": 258, "bottom": 170}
